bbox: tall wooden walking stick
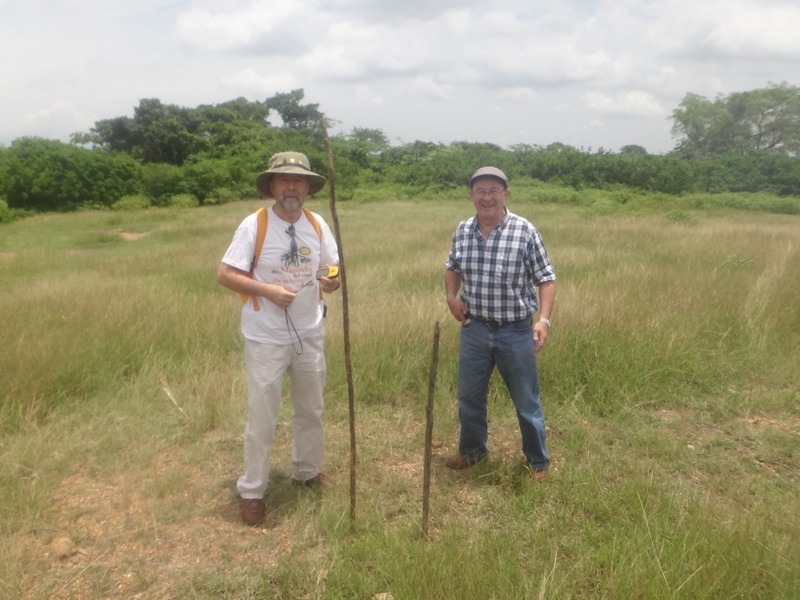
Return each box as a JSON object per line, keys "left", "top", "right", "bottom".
{"left": 319, "top": 115, "right": 357, "bottom": 521}
{"left": 422, "top": 320, "right": 441, "bottom": 539}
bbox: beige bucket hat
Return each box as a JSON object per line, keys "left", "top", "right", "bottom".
{"left": 255, "top": 151, "right": 327, "bottom": 198}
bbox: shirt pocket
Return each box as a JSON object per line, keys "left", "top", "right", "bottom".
{"left": 494, "top": 243, "right": 524, "bottom": 285}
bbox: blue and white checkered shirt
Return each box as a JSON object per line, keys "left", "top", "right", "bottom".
{"left": 446, "top": 209, "right": 556, "bottom": 323}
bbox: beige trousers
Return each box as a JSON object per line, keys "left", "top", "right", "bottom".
{"left": 237, "top": 329, "right": 326, "bottom": 499}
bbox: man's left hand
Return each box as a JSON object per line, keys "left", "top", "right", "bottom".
{"left": 533, "top": 321, "right": 549, "bottom": 353}
{"left": 320, "top": 276, "right": 340, "bottom": 294}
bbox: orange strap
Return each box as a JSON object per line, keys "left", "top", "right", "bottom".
{"left": 240, "top": 207, "right": 323, "bottom": 311}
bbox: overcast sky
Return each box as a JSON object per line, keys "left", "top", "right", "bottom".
{"left": 2, "top": 0, "right": 800, "bottom": 154}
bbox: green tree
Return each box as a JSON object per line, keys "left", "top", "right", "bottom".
{"left": 728, "top": 83, "right": 800, "bottom": 154}
{"left": 192, "top": 98, "right": 274, "bottom": 154}
{"left": 671, "top": 93, "right": 735, "bottom": 157}
{"left": 671, "top": 83, "right": 800, "bottom": 157}
{"left": 620, "top": 144, "right": 648, "bottom": 155}
{"left": 90, "top": 115, "right": 138, "bottom": 154}
{"left": 210, "top": 97, "right": 270, "bottom": 123}
{"left": 332, "top": 127, "right": 390, "bottom": 168}
{"left": 0, "top": 145, "right": 9, "bottom": 198}
{"left": 381, "top": 140, "right": 439, "bottom": 166}
{"left": 134, "top": 99, "right": 208, "bottom": 165}
{"left": 264, "top": 89, "right": 322, "bottom": 132}
{"left": 91, "top": 98, "right": 209, "bottom": 165}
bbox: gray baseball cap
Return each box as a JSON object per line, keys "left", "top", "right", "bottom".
{"left": 469, "top": 166, "right": 508, "bottom": 188}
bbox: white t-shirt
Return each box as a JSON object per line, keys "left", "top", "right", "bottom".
{"left": 221, "top": 206, "right": 339, "bottom": 345}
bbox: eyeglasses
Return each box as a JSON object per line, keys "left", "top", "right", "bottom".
{"left": 471, "top": 187, "right": 506, "bottom": 198}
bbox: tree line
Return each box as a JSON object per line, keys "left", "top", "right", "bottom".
{"left": 1, "top": 85, "right": 800, "bottom": 220}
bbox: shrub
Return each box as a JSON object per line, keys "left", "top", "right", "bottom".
{"left": 5, "top": 138, "right": 141, "bottom": 212}
{"left": 182, "top": 158, "right": 235, "bottom": 202}
{"left": 0, "top": 198, "right": 29, "bottom": 223}
{"left": 112, "top": 194, "right": 151, "bottom": 210}
{"left": 203, "top": 187, "right": 239, "bottom": 205}
{"left": 141, "top": 163, "right": 186, "bottom": 205}
{"left": 759, "top": 198, "right": 800, "bottom": 215}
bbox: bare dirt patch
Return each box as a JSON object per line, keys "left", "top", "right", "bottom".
{"left": 739, "top": 414, "right": 800, "bottom": 436}
{"left": 648, "top": 405, "right": 800, "bottom": 483}
{"left": 117, "top": 230, "right": 148, "bottom": 241}
{"left": 15, "top": 434, "right": 301, "bottom": 599}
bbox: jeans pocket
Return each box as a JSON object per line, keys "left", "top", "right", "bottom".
{"left": 511, "top": 317, "right": 533, "bottom": 332}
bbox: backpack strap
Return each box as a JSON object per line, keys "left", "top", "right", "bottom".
{"left": 240, "top": 207, "right": 323, "bottom": 310}
{"left": 302, "top": 208, "right": 324, "bottom": 300}
{"left": 304, "top": 207, "right": 322, "bottom": 241}
{"left": 240, "top": 207, "right": 268, "bottom": 310}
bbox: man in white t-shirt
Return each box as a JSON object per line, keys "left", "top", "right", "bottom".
{"left": 217, "top": 151, "right": 340, "bottom": 526}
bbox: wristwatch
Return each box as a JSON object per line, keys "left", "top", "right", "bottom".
{"left": 538, "top": 317, "right": 551, "bottom": 328}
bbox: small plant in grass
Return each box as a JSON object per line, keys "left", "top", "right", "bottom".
{"left": 720, "top": 253, "right": 752, "bottom": 269}
{"left": 169, "top": 193, "right": 199, "bottom": 208}
{"left": 665, "top": 208, "right": 692, "bottom": 221}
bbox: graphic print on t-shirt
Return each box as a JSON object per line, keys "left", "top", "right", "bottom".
{"left": 271, "top": 224, "right": 314, "bottom": 291}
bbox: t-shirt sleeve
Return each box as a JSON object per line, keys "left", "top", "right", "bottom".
{"left": 317, "top": 216, "right": 339, "bottom": 266}
{"left": 221, "top": 214, "right": 257, "bottom": 272}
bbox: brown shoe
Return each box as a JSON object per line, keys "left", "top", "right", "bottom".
{"left": 240, "top": 498, "right": 265, "bottom": 526}
{"left": 532, "top": 468, "right": 548, "bottom": 481}
{"left": 445, "top": 453, "right": 485, "bottom": 470}
{"left": 299, "top": 473, "right": 333, "bottom": 488}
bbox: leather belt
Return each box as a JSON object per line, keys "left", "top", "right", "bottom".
{"left": 467, "top": 314, "right": 532, "bottom": 329}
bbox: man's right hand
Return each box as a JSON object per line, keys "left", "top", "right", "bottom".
{"left": 267, "top": 284, "right": 297, "bottom": 309}
{"left": 446, "top": 296, "right": 467, "bottom": 322}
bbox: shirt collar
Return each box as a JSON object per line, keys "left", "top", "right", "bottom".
{"left": 471, "top": 207, "right": 510, "bottom": 232}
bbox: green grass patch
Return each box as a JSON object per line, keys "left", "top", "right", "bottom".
{"left": 1, "top": 196, "right": 798, "bottom": 598}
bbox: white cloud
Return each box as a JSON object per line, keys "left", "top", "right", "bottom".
{"left": 221, "top": 68, "right": 300, "bottom": 96}
{"left": 408, "top": 76, "right": 453, "bottom": 101}
{"left": 584, "top": 90, "right": 665, "bottom": 118}
{"left": 20, "top": 102, "right": 95, "bottom": 140}
{"left": 175, "top": 2, "right": 316, "bottom": 52}
{"left": 497, "top": 88, "right": 539, "bottom": 102}
{"left": 353, "top": 85, "right": 385, "bottom": 107}
{"left": 1, "top": 0, "right": 799, "bottom": 153}
{"left": 704, "top": 3, "right": 800, "bottom": 58}
{"left": 316, "top": 20, "right": 431, "bottom": 77}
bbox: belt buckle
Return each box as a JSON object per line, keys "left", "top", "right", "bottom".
{"left": 481, "top": 316, "right": 500, "bottom": 328}
{"left": 467, "top": 313, "right": 501, "bottom": 328}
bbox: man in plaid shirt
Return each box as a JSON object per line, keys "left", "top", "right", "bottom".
{"left": 445, "top": 166, "right": 556, "bottom": 480}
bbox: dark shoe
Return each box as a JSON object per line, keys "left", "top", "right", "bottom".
{"left": 240, "top": 498, "right": 265, "bottom": 526}
{"left": 532, "top": 468, "right": 548, "bottom": 481}
{"left": 299, "top": 472, "right": 333, "bottom": 488}
{"left": 445, "top": 453, "right": 485, "bottom": 470}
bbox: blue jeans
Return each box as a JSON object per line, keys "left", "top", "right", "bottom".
{"left": 457, "top": 316, "right": 550, "bottom": 470}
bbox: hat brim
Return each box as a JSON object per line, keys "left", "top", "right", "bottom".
{"left": 470, "top": 166, "right": 509, "bottom": 188}
{"left": 255, "top": 169, "right": 327, "bottom": 198}
{"left": 469, "top": 174, "right": 508, "bottom": 189}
